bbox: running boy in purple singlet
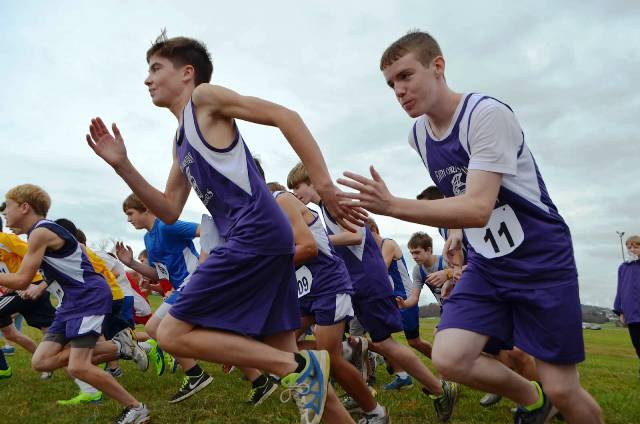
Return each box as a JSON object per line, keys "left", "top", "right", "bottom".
{"left": 338, "top": 30, "right": 602, "bottom": 424}
{"left": 86, "top": 31, "right": 361, "bottom": 424}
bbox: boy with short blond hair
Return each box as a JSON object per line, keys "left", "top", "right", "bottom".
{"left": 0, "top": 184, "right": 149, "bottom": 423}
{"left": 614, "top": 235, "right": 640, "bottom": 368}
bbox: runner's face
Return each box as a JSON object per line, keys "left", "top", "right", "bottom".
{"left": 1, "top": 199, "right": 26, "bottom": 233}
{"left": 410, "top": 247, "right": 431, "bottom": 264}
{"left": 382, "top": 53, "right": 439, "bottom": 118}
{"left": 291, "top": 182, "right": 315, "bottom": 205}
{"left": 627, "top": 242, "right": 640, "bottom": 259}
{"left": 145, "top": 54, "right": 185, "bottom": 107}
{"left": 125, "top": 209, "right": 146, "bottom": 230}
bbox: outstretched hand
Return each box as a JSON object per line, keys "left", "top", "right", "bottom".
{"left": 336, "top": 166, "right": 395, "bottom": 216}
{"left": 86, "top": 117, "right": 128, "bottom": 168}
{"left": 115, "top": 241, "right": 134, "bottom": 266}
{"left": 317, "top": 184, "right": 368, "bottom": 232}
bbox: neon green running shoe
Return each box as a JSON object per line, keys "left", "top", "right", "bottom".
{"left": 164, "top": 351, "right": 177, "bottom": 374}
{"left": 57, "top": 391, "right": 103, "bottom": 405}
{"left": 148, "top": 339, "right": 165, "bottom": 377}
{"left": 280, "top": 350, "right": 330, "bottom": 424}
{"left": 0, "top": 366, "right": 12, "bottom": 379}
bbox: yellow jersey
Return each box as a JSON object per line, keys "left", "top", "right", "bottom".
{"left": 83, "top": 245, "right": 124, "bottom": 301}
{"left": 0, "top": 232, "right": 43, "bottom": 283}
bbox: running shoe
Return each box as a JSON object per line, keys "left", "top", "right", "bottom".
{"left": 430, "top": 381, "right": 459, "bottom": 422}
{"left": 341, "top": 395, "right": 362, "bottom": 413}
{"left": 1, "top": 345, "right": 15, "bottom": 356}
{"left": 0, "top": 366, "right": 12, "bottom": 379}
{"left": 512, "top": 383, "right": 553, "bottom": 424}
{"left": 147, "top": 340, "right": 165, "bottom": 377}
{"left": 40, "top": 371, "right": 54, "bottom": 380}
{"left": 349, "top": 337, "right": 369, "bottom": 383}
{"left": 164, "top": 352, "right": 177, "bottom": 374}
{"left": 113, "top": 329, "right": 148, "bottom": 372}
{"left": 383, "top": 374, "right": 414, "bottom": 391}
{"left": 479, "top": 393, "right": 502, "bottom": 407}
{"left": 115, "top": 403, "right": 150, "bottom": 424}
{"left": 106, "top": 367, "right": 124, "bottom": 379}
{"left": 247, "top": 376, "right": 278, "bottom": 406}
{"left": 57, "top": 391, "right": 103, "bottom": 405}
{"left": 280, "top": 350, "right": 330, "bottom": 424}
{"left": 358, "top": 406, "right": 390, "bottom": 424}
{"left": 168, "top": 372, "right": 214, "bottom": 403}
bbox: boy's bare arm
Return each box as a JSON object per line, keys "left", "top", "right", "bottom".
{"left": 193, "top": 84, "right": 366, "bottom": 230}
{"left": 0, "top": 228, "right": 51, "bottom": 290}
{"left": 338, "top": 166, "right": 501, "bottom": 229}
{"left": 275, "top": 193, "right": 318, "bottom": 265}
{"left": 328, "top": 227, "right": 363, "bottom": 247}
{"left": 86, "top": 118, "right": 191, "bottom": 224}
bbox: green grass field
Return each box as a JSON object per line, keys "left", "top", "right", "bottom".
{"left": 1, "top": 310, "right": 639, "bottom": 423}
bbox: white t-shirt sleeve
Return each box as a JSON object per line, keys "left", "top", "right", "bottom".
{"left": 466, "top": 102, "right": 522, "bottom": 176}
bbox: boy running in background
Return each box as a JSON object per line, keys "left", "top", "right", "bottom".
{"left": 0, "top": 184, "right": 150, "bottom": 423}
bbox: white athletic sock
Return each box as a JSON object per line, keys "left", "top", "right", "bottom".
{"left": 364, "top": 403, "right": 385, "bottom": 417}
{"left": 342, "top": 341, "right": 353, "bottom": 361}
{"left": 396, "top": 371, "right": 409, "bottom": 379}
{"left": 138, "top": 341, "right": 152, "bottom": 353}
{"left": 75, "top": 378, "right": 99, "bottom": 395}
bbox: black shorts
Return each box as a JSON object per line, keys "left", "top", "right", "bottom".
{"left": 0, "top": 290, "right": 55, "bottom": 329}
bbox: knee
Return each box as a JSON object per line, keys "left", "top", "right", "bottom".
{"left": 432, "top": 346, "right": 469, "bottom": 380}
{"left": 156, "top": 321, "right": 177, "bottom": 353}
{"left": 31, "top": 355, "right": 51, "bottom": 372}
{"left": 67, "top": 363, "right": 91, "bottom": 380}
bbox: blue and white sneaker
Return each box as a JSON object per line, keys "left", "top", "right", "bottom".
{"left": 383, "top": 374, "right": 414, "bottom": 391}
{"left": 280, "top": 350, "right": 330, "bottom": 424}
{"left": 2, "top": 345, "right": 15, "bottom": 356}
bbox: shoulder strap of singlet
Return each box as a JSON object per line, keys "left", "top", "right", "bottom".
{"left": 438, "top": 255, "right": 444, "bottom": 271}
{"left": 419, "top": 265, "right": 427, "bottom": 280}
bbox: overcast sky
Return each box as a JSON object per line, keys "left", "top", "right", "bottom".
{"left": 1, "top": 1, "right": 638, "bottom": 307}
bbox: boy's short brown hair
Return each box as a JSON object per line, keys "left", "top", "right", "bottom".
{"left": 267, "top": 182, "right": 287, "bottom": 192}
{"left": 147, "top": 30, "right": 213, "bottom": 86}
{"left": 287, "top": 162, "right": 311, "bottom": 189}
{"left": 380, "top": 30, "right": 443, "bottom": 71}
{"left": 122, "top": 193, "right": 148, "bottom": 213}
{"left": 408, "top": 231, "right": 433, "bottom": 251}
{"left": 367, "top": 217, "right": 379, "bottom": 234}
{"left": 5, "top": 184, "right": 51, "bottom": 217}
{"left": 417, "top": 186, "right": 444, "bottom": 201}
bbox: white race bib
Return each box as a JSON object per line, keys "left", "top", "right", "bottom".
{"left": 47, "top": 281, "right": 65, "bottom": 308}
{"left": 154, "top": 263, "right": 170, "bottom": 281}
{"left": 464, "top": 205, "right": 524, "bottom": 258}
{"left": 295, "top": 266, "right": 313, "bottom": 298}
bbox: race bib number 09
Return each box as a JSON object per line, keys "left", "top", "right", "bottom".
{"left": 464, "top": 205, "right": 524, "bottom": 258}
{"left": 295, "top": 266, "right": 313, "bottom": 298}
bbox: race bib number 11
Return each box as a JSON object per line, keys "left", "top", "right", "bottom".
{"left": 295, "top": 266, "right": 313, "bottom": 298}
{"left": 464, "top": 205, "right": 524, "bottom": 258}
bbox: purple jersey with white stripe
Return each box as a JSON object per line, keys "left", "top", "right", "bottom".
{"left": 409, "top": 93, "right": 576, "bottom": 287}
{"left": 383, "top": 239, "right": 413, "bottom": 300}
{"left": 176, "top": 99, "right": 294, "bottom": 256}
{"left": 320, "top": 203, "right": 393, "bottom": 301}
{"left": 29, "top": 220, "right": 111, "bottom": 320}
{"left": 273, "top": 191, "right": 352, "bottom": 299}
{"left": 614, "top": 260, "right": 640, "bottom": 324}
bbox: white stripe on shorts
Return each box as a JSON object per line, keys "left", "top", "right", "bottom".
{"left": 79, "top": 315, "right": 105, "bottom": 335}
{"left": 334, "top": 293, "right": 354, "bottom": 323}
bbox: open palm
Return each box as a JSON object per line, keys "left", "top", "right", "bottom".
{"left": 86, "top": 117, "right": 128, "bottom": 168}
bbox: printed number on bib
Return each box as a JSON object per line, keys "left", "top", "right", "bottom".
{"left": 47, "top": 281, "right": 65, "bottom": 308}
{"left": 0, "top": 262, "right": 9, "bottom": 273}
{"left": 154, "top": 263, "right": 170, "bottom": 281}
{"left": 464, "top": 205, "right": 524, "bottom": 258}
{"left": 295, "top": 266, "right": 313, "bottom": 298}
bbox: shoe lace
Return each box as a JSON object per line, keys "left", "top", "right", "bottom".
{"left": 179, "top": 376, "right": 190, "bottom": 391}
{"left": 280, "top": 383, "right": 308, "bottom": 414}
{"left": 115, "top": 407, "right": 133, "bottom": 424}
{"left": 247, "top": 387, "right": 257, "bottom": 402}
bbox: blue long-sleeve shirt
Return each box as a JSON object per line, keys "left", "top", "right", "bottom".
{"left": 613, "top": 260, "right": 640, "bottom": 324}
